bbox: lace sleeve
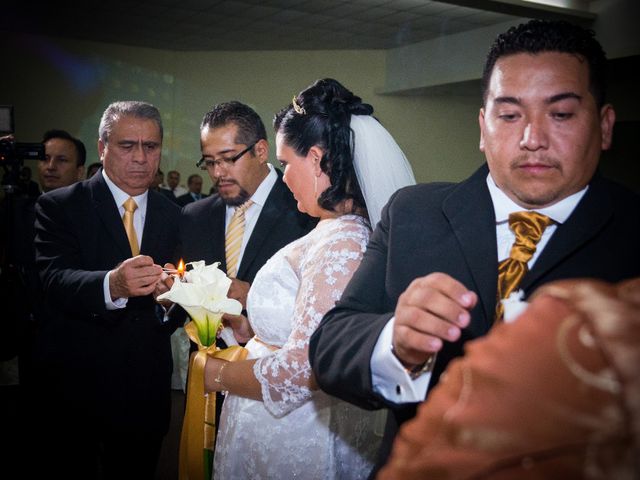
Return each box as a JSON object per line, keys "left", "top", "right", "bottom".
{"left": 253, "top": 219, "right": 370, "bottom": 417}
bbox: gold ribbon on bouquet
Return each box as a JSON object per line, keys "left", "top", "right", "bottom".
{"left": 179, "top": 321, "right": 247, "bottom": 480}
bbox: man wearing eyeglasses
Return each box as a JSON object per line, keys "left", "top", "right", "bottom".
{"left": 180, "top": 101, "right": 315, "bottom": 306}
{"left": 169, "top": 101, "right": 315, "bottom": 442}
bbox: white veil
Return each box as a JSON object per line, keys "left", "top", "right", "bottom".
{"left": 350, "top": 115, "right": 416, "bottom": 227}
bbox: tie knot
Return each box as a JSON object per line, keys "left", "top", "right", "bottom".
{"left": 509, "top": 211, "right": 552, "bottom": 241}
{"left": 235, "top": 200, "right": 252, "bottom": 215}
{"left": 123, "top": 197, "right": 138, "bottom": 213}
{"left": 508, "top": 211, "right": 553, "bottom": 261}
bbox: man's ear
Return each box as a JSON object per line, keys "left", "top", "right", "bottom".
{"left": 478, "top": 108, "right": 486, "bottom": 152}
{"left": 98, "top": 139, "right": 106, "bottom": 159}
{"left": 599, "top": 104, "right": 616, "bottom": 151}
{"left": 254, "top": 139, "right": 269, "bottom": 164}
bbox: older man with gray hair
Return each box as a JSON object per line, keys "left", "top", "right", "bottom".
{"left": 31, "top": 101, "right": 181, "bottom": 479}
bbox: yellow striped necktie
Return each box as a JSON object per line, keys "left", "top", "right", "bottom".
{"left": 122, "top": 197, "right": 140, "bottom": 256}
{"left": 495, "top": 211, "right": 553, "bottom": 321}
{"left": 225, "top": 200, "right": 252, "bottom": 278}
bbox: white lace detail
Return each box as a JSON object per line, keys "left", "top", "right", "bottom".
{"left": 254, "top": 215, "right": 369, "bottom": 417}
{"left": 214, "top": 215, "right": 381, "bottom": 479}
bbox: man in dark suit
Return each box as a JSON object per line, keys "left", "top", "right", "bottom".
{"left": 171, "top": 101, "right": 314, "bottom": 438}
{"left": 180, "top": 100, "right": 314, "bottom": 310}
{"left": 32, "top": 101, "right": 181, "bottom": 479}
{"left": 309, "top": 19, "right": 640, "bottom": 475}
{"left": 176, "top": 173, "right": 206, "bottom": 206}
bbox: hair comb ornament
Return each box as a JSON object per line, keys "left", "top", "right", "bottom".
{"left": 292, "top": 96, "right": 306, "bottom": 115}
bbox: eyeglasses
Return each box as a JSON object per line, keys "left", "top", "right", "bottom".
{"left": 196, "top": 141, "right": 257, "bottom": 171}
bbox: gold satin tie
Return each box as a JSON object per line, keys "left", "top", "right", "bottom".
{"left": 495, "top": 211, "right": 552, "bottom": 321}
{"left": 122, "top": 197, "right": 140, "bottom": 256}
{"left": 225, "top": 200, "right": 252, "bottom": 278}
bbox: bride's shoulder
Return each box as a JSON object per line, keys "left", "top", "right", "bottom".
{"left": 321, "top": 215, "right": 371, "bottom": 249}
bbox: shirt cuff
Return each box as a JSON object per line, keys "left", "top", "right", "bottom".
{"left": 104, "top": 270, "right": 127, "bottom": 310}
{"left": 370, "top": 317, "right": 431, "bottom": 403}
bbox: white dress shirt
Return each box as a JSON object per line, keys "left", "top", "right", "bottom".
{"left": 370, "top": 173, "right": 587, "bottom": 403}
{"left": 101, "top": 169, "right": 149, "bottom": 309}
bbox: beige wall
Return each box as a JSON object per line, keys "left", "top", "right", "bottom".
{"left": 3, "top": 33, "right": 484, "bottom": 191}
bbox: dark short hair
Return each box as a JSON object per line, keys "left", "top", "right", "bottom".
{"left": 42, "top": 129, "right": 87, "bottom": 166}
{"left": 274, "top": 78, "right": 372, "bottom": 214}
{"left": 187, "top": 174, "right": 202, "bottom": 184}
{"left": 87, "top": 162, "right": 101, "bottom": 173}
{"left": 482, "top": 19, "right": 608, "bottom": 107}
{"left": 201, "top": 101, "right": 267, "bottom": 148}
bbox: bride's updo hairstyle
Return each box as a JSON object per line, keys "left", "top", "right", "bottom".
{"left": 274, "top": 78, "right": 372, "bottom": 215}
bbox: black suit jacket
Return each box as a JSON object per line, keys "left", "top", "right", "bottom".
{"left": 33, "top": 173, "right": 181, "bottom": 435}
{"left": 176, "top": 192, "right": 206, "bottom": 207}
{"left": 157, "top": 186, "right": 180, "bottom": 204}
{"left": 309, "top": 163, "right": 640, "bottom": 469}
{"left": 177, "top": 170, "right": 315, "bottom": 284}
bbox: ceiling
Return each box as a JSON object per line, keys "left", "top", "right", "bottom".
{"left": 4, "top": 0, "right": 597, "bottom": 51}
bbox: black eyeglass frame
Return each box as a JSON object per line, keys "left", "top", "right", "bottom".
{"left": 196, "top": 140, "right": 258, "bottom": 170}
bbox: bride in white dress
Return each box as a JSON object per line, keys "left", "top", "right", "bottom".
{"left": 204, "top": 78, "right": 416, "bottom": 479}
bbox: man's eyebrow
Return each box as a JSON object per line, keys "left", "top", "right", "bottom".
{"left": 493, "top": 92, "right": 582, "bottom": 106}
{"left": 547, "top": 92, "right": 582, "bottom": 104}
{"left": 493, "top": 96, "right": 520, "bottom": 105}
{"left": 117, "top": 139, "right": 160, "bottom": 145}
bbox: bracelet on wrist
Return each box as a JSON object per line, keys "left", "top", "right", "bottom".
{"left": 213, "top": 361, "right": 229, "bottom": 394}
{"left": 391, "top": 347, "right": 436, "bottom": 380}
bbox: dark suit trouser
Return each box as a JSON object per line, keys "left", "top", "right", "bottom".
{"left": 26, "top": 395, "right": 164, "bottom": 480}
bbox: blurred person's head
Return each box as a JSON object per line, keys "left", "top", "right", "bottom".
{"left": 39, "top": 129, "right": 86, "bottom": 192}
{"left": 86, "top": 162, "right": 102, "bottom": 178}
{"left": 167, "top": 170, "right": 180, "bottom": 190}
{"left": 187, "top": 174, "right": 203, "bottom": 194}
{"left": 151, "top": 169, "right": 164, "bottom": 189}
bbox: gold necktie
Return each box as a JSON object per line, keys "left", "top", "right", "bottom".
{"left": 122, "top": 197, "right": 139, "bottom": 256}
{"left": 225, "top": 200, "right": 252, "bottom": 278}
{"left": 495, "top": 211, "right": 552, "bottom": 321}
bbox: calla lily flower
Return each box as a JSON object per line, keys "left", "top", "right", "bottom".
{"left": 157, "top": 261, "right": 242, "bottom": 346}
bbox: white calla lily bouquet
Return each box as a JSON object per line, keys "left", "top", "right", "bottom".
{"left": 157, "top": 260, "right": 242, "bottom": 346}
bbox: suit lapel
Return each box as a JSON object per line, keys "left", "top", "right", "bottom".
{"left": 90, "top": 174, "right": 132, "bottom": 258}
{"left": 236, "top": 174, "right": 287, "bottom": 279}
{"left": 211, "top": 199, "right": 227, "bottom": 266}
{"left": 205, "top": 196, "right": 227, "bottom": 267}
{"left": 522, "top": 174, "right": 613, "bottom": 290}
{"left": 442, "top": 164, "right": 497, "bottom": 329}
{"left": 141, "top": 190, "right": 162, "bottom": 257}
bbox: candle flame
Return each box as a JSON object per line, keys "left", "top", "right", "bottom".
{"left": 177, "top": 259, "right": 185, "bottom": 277}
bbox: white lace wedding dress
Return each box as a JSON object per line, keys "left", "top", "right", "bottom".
{"left": 214, "top": 215, "right": 382, "bottom": 479}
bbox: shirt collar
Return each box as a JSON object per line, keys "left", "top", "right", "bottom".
{"left": 101, "top": 169, "right": 148, "bottom": 211}
{"left": 247, "top": 163, "right": 276, "bottom": 208}
{"left": 487, "top": 173, "right": 587, "bottom": 225}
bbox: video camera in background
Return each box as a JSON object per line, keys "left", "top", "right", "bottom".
{"left": 0, "top": 105, "right": 45, "bottom": 168}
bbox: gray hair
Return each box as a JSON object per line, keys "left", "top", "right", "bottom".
{"left": 98, "top": 101, "right": 163, "bottom": 143}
